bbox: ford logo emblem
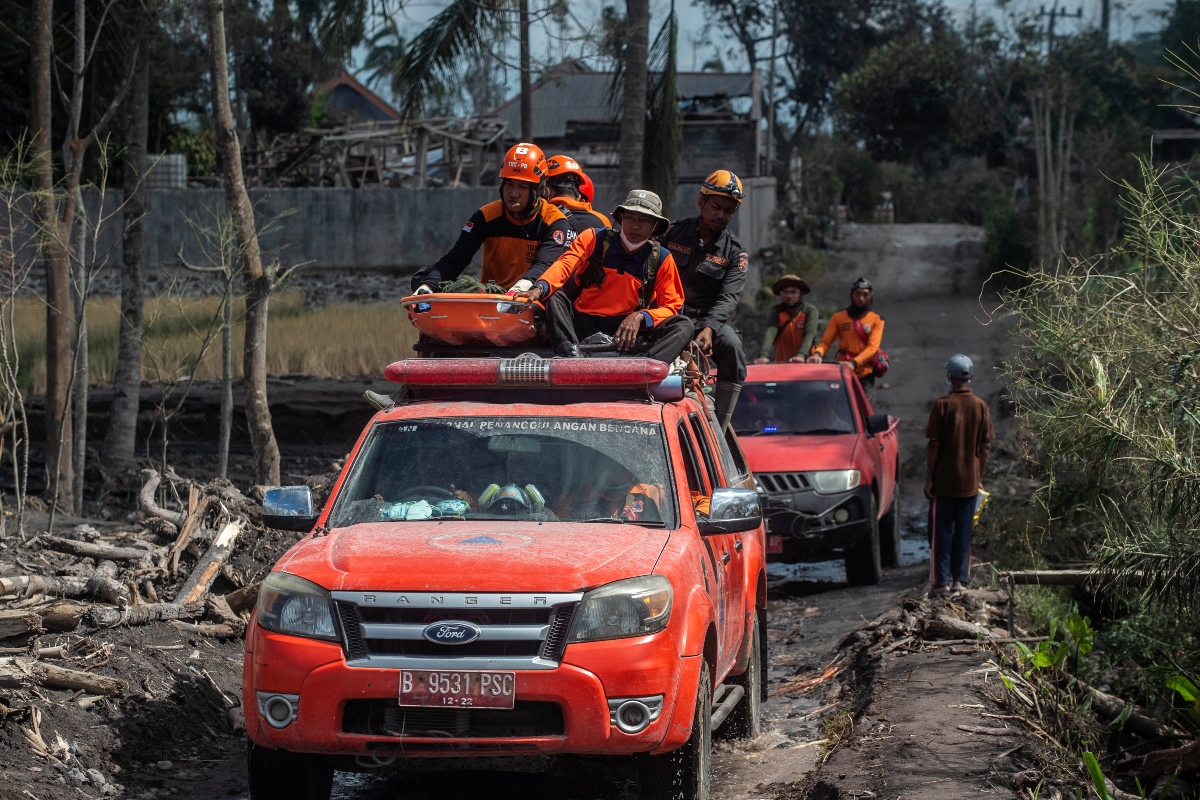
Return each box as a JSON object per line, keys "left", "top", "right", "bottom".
{"left": 422, "top": 621, "right": 481, "bottom": 645}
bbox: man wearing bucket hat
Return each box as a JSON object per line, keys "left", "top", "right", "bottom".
{"left": 660, "top": 170, "right": 751, "bottom": 430}
{"left": 755, "top": 275, "right": 820, "bottom": 363}
{"left": 925, "top": 354, "right": 994, "bottom": 594}
{"left": 515, "top": 190, "right": 693, "bottom": 364}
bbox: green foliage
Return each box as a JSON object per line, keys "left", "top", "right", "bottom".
{"left": 1004, "top": 156, "right": 1200, "bottom": 611}
{"left": 834, "top": 31, "right": 965, "bottom": 167}
{"left": 166, "top": 130, "right": 217, "bottom": 178}
{"left": 1015, "top": 610, "right": 1094, "bottom": 672}
{"left": 1166, "top": 674, "right": 1200, "bottom": 723}
{"left": 1083, "top": 752, "right": 1110, "bottom": 800}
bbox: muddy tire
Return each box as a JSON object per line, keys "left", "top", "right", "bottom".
{"left": 247, "top": 741, "right": 333, "bottom": 800}
{"left": 879, "top": 482, "right": 902, "bottom": 568}
{"left": 844, "top": 495, "right": 882, "bottom": 586}
{"left": 722, "top": 614, "right": 763, "bottom": 739}
{"left": 639, "top": 661, "right": 712, "bottom": 800}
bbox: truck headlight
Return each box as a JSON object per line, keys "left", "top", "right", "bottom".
{"left": 568, "top": 576, "right": 673, "bottom": 643}
{"left": 257, "top": 572, "right": 339, "bottom": 641}
{"left": 807, "top": 469, "right": 861, "bottom": 494}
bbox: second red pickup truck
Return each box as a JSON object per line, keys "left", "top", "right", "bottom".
{"left": 730, "top": 363, "right": 900, "bottom": 584}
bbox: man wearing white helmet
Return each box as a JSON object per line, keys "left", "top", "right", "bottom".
{"left": 924, "top": 354, "right": 994, "bottom": 595}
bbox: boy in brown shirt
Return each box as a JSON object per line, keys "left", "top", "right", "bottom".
{"left": 925, "top": 354, "right": 994, "bottom": 594}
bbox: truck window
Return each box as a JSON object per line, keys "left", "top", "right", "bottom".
{"left": 730, "top": 379, "right": 857, "bottom": 436}
{"left": 330, "top": 417, "right": 676, "bottom": 528}
{"left": 688, "top": 413, "right": 724, "bottom": 489}
{"left": 676, "top": 421, "right": 708, "bottom": 495}
{"left": 722, "top": 426, "right": 749, "bottom": 481}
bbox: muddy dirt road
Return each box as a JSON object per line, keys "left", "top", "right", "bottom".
{"left": 2, "top": 223, "right": 1011, "bottom": 800}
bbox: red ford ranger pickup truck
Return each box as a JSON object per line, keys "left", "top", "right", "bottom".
{"left": 729, "top": 362, "right": 900, "bottom": 585}
{"left": 244, "top": 355, "right": 767, "bottom": 800}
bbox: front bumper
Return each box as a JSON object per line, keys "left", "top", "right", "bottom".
{"left": 760, "top": 484, "right": 874, "bottom": 563}
{"left": 244, "top": 625, "right": 683, "bottom": 759}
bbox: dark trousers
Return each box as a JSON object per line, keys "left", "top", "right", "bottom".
{"left": 697, "top": 321, "right": 746, "bottom": 383}
{"left": 931, "top": 495, "right": 974, "bottom": 586}
{"left": 547, "top": 291, "right": 695, "bottom": 364}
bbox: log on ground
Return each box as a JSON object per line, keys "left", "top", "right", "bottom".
{"left": 88, "top": 601, "right": 204, "bottom": 628}
{"left": 86, "top": 561, "right": 131, "bottom": 606}
{"left": 0, "top": 575, "right": 88, "bottom": 598}
{"left": 31, "top": 663, "right": 125, "bottom": 696}
{"left": 40, "top": 536, "right": 155, "bottom": 563}
{"left": 0, "top": 610, "right": 44, "bottom": 639}
{"left": 38, "top": 602, "right": 84, "bottom": 633}
{"left": 175, "top": 522, "right": 241, "bottom": 605}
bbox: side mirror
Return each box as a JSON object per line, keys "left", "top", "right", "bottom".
{"left": 698, "top": 488, "right": 762, "bottom": 535}
{"left": 263, "top": 486, "right": 319, "bottom": 533}
{"left": 866, "top": 413, "right": 890, "bottom": 436}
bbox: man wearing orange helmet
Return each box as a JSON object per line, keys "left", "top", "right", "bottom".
{"left": 660, "top": 169, "right": 750, "bottom": 431}
{"left": 545, "top": 154, "right": 610, "bottom": 240}
{"left": 411, "top": 142, "right": 572, "bottom": 293}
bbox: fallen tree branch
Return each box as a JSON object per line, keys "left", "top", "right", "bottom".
{"left": 206, "top": 595, "right": 246, "bottom": 636}
{"left": 0, "top": 575, "right": 88, "bottom": 598}
{"left": 170, "top": 493, "right": 214, "bottom": 577}
{"left": 38, "top": 602, "right": 84, "bottom": 633}
{"left": 1002, "top": 569, "right": 1096, "bottom": 587}
{"left": 175, "top": 522, "right": 240, "bottom": 605}
{"left": 923, "top": 613, "right": 999, "bottom": 641}
{"left": 87, "top": 601, "right": 204, "bottom": 628}
{"left": 1081, "top": 680, "right": 1184, "bottom": 740}
{"left": 0, "top": 610, "right": 44, "bottom": 639}
{"left": 85, "top": 561, "right": 131, "bottom": 606}
{"left": 225, "top": 582, "right": 261, "bottom": 615}
{"left": 30, "top": 663, "right": 124, "bottom": 696}
{"left": 171, "top": 621, "right": 237, "bottom": 638}
{"left": 1140, "top": 739, "right": 1200, "bottom": 779}
{"left": 139, "top": 469, "right": 186, "bottom": 527}
{"left": 41, "top": 535, "right": 155, "bottom": 563}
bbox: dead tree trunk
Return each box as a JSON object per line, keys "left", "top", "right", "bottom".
{"left": 207, "top": 0, "right": 279, "bottom": 486}
{"left": 519, "top": 0, "right": 532, "bottom": 140}
{"left": 616, "top": 0, "right": 650, "bottom": 197}
{"left": 102, "top": 48, "right": 150, "bottom": 471}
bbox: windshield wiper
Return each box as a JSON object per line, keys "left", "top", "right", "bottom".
{"left": 577, "top": 517, "right": 667, "bottom": 527}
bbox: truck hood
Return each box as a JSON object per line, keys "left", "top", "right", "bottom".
{"left": 737, "top": 433, "right": 859, "bottom": 474}
{"left": 276, "top": 521, "right": 671, "bottom": 593}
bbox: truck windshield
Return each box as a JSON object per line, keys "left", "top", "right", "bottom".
{"left": 732, "top": 380, "right": 856, "bottom": 436}
{"left": 329, "top": 418, "right": 676, "bottom": 528}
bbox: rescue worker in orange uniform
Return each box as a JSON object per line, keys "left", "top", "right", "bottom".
{"left": 807, "top": 277, "right": 886, "bottom": 389}
{"left": 412, "top": 143, "right": 571, "bottom": 294}
{"left": 660, "top": 170, "right": 750, "bottom": 431}
{"left": 545, "top": 155, "right": 611, "bottom": 240}
{"left": 515, "top": 190, "right": 694, "bottom": 364}
{"left": 755, "top": 274, "right": 820, "bottom": 363}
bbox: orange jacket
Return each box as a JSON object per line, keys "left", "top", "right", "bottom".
{"left": 812, "top": 308, "right": 885, "bottom": 379}
{"left": 414, "top": 199, "right": 570, "bottom": 290}
{"left": 551, "top": 196, "right": 611, "bottom": 241}
{"left": 536, "top": 227, "right": 685, "bottom": 326}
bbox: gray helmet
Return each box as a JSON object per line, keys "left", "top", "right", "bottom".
{"left": 944, "top": 354, "right": 973, "bottom": 380}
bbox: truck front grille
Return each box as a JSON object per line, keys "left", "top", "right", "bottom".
{"left": 342, "top": 699, "right": 564, "bottom": 738}
{"left": 757, "top": 472, "right": 810, "bottom": 493}
{"left": 330, "top": 591, "right": 582, "bottom": 670}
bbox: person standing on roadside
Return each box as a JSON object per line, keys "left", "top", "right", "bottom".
{"left": 924, "top": 354, "right": 994, "bottom": 595}
{"left": 755, "top": 275, "right": 819, "bottom": 363}
{"left": 807, "top": 277, "right": 886, "bottom": 391}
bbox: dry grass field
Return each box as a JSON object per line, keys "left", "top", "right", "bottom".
{"left": 4, "top": 291, "right": 419, "bottom": 393}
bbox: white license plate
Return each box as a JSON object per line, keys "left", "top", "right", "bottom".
{"left": 399, "top": 670, "right": 516, "bottom": 709}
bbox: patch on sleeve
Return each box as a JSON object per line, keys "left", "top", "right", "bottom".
{"left": 737, "top": 253, "right": 748, "bottom": 272}
{"left": 552, "top": 230, "right": 566, "bottom": 246}
{"left": 462, "top": 220, "right": 474, "bottom": 233}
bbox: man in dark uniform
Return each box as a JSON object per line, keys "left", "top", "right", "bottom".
{"left": 660, "top": 170, "right": 749, "bottom": 431}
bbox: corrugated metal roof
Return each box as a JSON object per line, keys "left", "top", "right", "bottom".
{"left": 493, "top": 70, "right": 756, "bottom": 139}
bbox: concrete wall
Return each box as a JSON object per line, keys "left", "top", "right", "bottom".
{"left": 79, "top": 178, "right": 776, "bottom": 276}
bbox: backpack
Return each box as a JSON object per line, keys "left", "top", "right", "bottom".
{"left": 561, "top": 209, "right": 590, "bottom": 236}
{"left": 851, "top": 316, "right": 889, "bottom": 377}
{"left": 580, "top": 228, "right": 663, "bottom": 310}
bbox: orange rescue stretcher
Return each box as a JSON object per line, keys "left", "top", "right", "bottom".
{"left": 400, "top": 293, "right": 546, "bottom": 347}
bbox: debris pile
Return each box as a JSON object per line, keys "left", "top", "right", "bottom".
{"left": 0, "top": 468, "right": 309, "bottom": 798}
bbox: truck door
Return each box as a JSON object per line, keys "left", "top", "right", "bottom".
{"left": 676, "top": 420, "right": 730, "bottom": 667}
{"left": 688, "top": 413, "right": 746, "bottom": 676}
{"left": 852, "top": 379, "right": 895, "bottom": 514}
